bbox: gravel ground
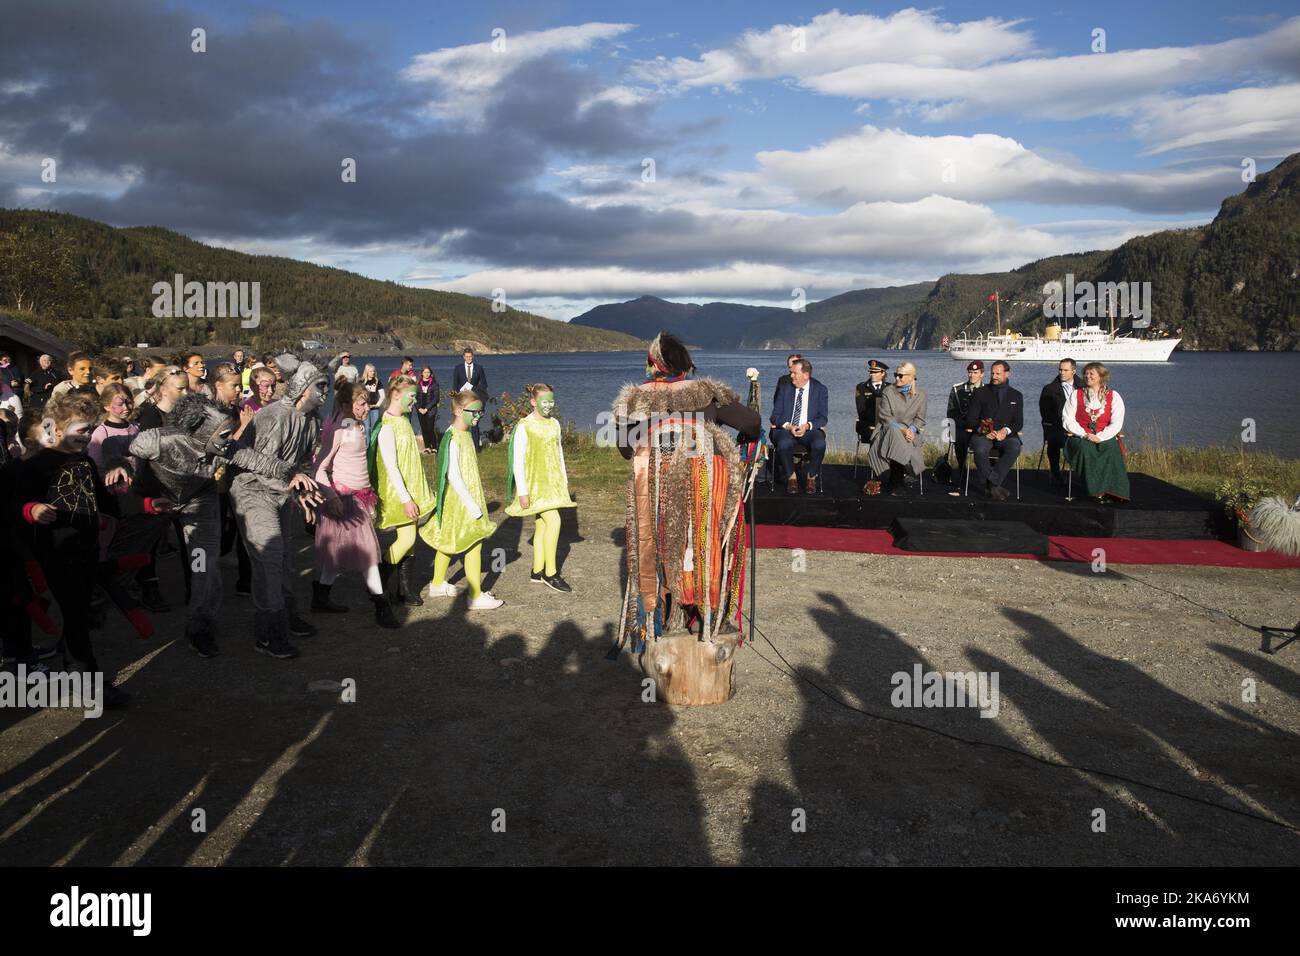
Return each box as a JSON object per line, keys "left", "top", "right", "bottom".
{"left": 1, "top": 508, "right": 1297, "bottom": 867}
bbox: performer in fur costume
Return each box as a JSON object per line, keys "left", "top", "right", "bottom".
{"left": 611, "top": 332, "right": 760, "bottom": 654}
{"left": 229, "top": 362, "right": 327, "bottom": 659}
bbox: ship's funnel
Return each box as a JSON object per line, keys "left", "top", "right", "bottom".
{"left": 1044, "top": 324, "right": 1061, "bottom": 341}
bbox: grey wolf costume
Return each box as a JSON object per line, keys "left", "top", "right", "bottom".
{"left": 229, "top": 362, "right": 327, "bottom": 657}
{"left": 124, "top": 394, "right": 238, "bottom": 656}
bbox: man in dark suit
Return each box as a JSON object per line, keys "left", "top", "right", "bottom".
{"left": 770, "top": 358, "right": 828, "bottom": 494}
{"left": 1039, "top": 357, "right": 1083, "bottom": 486}
{"left": 452, "top": 348, "right": 488, "bottom": 449}
{"left": 965, "top": 360, "right": 1023, "bottom": 500}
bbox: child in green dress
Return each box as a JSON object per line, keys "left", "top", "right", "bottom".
{"left": 505, "top": 383, "right": 575, "bottom": 592}
{"left": 372, "top": 376, "right": 437, "bottom": 607}
{"left": 420, "top": 391, "right": 501, "bottom": 609}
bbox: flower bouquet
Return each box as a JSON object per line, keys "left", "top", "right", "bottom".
{"left": 863, "top": 480, "right": 882, "bottom": 496}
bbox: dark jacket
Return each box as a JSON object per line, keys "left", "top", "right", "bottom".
{"left": 451, "top": 361, "right": 487, "bottom": 396}
{"left": 417, "top": 376, "right": 439, "bottom": 416}
{"left": 770, "top": 378, "right": 828, "bottom": 431}
{"left": 946, "top": 382, "right": 983, "bottom": 433}
{"left": 965, "top": 383, "right": 1024, "bottom": 435}
{"left": 1039, "top": 375, "right": 1084, "bottom": 434}
{"left": 854, "top": 380, "right": 886, "bottom": 440}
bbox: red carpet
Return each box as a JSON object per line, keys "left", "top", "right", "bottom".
{"left": 754, "top": 525, "right": 1300, "bottom": 569}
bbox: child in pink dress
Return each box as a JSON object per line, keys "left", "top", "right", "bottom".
{"left": 311, "top": 383, "right": 397, "bottom": 628}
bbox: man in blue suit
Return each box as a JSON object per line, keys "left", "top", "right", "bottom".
{"left": 451, "top": 347, "right": 488, "bottom": 449}
{"left": 770, "top": 358, "right": 828, "bottom": 494}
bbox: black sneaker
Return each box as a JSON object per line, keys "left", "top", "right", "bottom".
{"left": 140, "top": 580, "right": 171, "bottom": 613}
{"left": 530, "top": 570, "right": 545, "bottom": 584}
{"left": 287, "top": 614, "right": 318, "bottom": 638}
{"left": 542, "top": 574, "right": 572, "bottom": 593}
{"left": 190, "top": 637, "right": 219, "bottom": 659}
{"left": 255, "top": 638, "right": 300, "bottom": 660}
{"left": 36, "top": 644, "right": 59, "bottom": 661}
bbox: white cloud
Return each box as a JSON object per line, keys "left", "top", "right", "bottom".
{"left": 753, "top": 126, "right": 1238, "bottom": 213}
{"left": 1130, "top": 84, "right": 1300, "bottom": 157}
{"left": 630, "top": 9, "right": 1035, "bottom": 90}
{"left": 632, "top": 10, "right": 1300, "bottom": 129}
{"left": 402, "top": 22, "right": 636, "bottom": 120}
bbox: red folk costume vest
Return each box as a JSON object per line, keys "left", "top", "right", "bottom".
{"left": 1074, "top": 389, "right": 1124, "bottom": 456}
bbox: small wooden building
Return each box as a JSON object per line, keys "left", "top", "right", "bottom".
{"left": 0, "top": 313, "right": 73, "bottom": 374}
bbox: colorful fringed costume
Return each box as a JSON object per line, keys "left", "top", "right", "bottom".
{"left": 612, "top": 377, "right": 759, "bottom": 652}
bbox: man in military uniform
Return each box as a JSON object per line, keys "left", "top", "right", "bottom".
{"left": 945, "top": 360, "right": 985, "bottom": 486}
{"left": 854, "top": 359, "right": 889, "bottom": 448}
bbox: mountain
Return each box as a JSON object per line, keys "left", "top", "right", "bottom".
{"left": 0, "top": 210, "right": 645, "bottom": 354}
{"left": 888, "top": 152, "right": 1300, "bottom": 351}
{"left": 574, "top": 152, "right": 1300, "bottom": 353}
{"left": 572, "top": 295, "right": 786, "bottom": 348}
{"left": 573, "top": 284, "right": 932, "bottom": 350}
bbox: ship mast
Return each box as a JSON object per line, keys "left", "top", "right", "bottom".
{"left": 994, "top": 291, "right": 1001, "bottom": 336}
{"left": 1108, "top": 286, "right": 1115, "bottom": 337}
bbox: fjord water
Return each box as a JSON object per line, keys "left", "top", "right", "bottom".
{"left": 349, "top": 349, "right": 1300, "bottom": 457}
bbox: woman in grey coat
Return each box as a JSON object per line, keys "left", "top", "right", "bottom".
{"left": 866, "top": 362, "right": 927, "bottom": 494}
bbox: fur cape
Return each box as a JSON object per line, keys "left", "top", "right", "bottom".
{"left": 614, "top": 377, "right": 747, "bottom": 646}
{"left": 612, "top": 377, "right": 741, "bottom": 422}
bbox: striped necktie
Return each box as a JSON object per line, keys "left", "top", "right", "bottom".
{"left": 792, "top": 386, "right": 803, "bottom": 426}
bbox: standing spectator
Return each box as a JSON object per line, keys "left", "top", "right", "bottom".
{"left": 416, "top": 366, "right": 439, "bottom": 453}
{"left": 451, "top": 348, "right": 487, "bottom": 449}
{"left": 24, "top": 353, "right": 64, "bottom": 410}
{"left": 0, "top": 353, "right": 21, "bottom": 394}
{"left": 360, "top": 364, "right": 384, "bottom": 434}
{"left": 327, "top": 351, "right": 359, "bottom": 387}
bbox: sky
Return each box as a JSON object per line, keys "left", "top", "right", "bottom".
{"left": 2, "top": 0, "right": 1297, "bottom": 320}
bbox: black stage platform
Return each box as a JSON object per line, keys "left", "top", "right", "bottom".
{"left": 754, "top": 463, "right": 1228, "bottom": 540}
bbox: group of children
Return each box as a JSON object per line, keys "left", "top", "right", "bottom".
{"left": 0, "top": 348, "right": 577, "bottom": 709}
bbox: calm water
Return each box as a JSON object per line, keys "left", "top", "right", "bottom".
{"left": 341, "top": 350, "right": 1300, "bottom": 457}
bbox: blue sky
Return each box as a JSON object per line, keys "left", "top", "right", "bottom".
{"left": 3, "top": 1, "right": 1297, "bottom": 319}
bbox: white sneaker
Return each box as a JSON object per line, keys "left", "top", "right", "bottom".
{"left": 426, "top": 581, "right": 464, "bottom": 598}
{"left": 469, "top": 592, "right": 504, "bottom": 610}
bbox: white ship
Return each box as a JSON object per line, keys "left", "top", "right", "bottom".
{"left": 948, "top": 322, "right": 1181, "bottom": 363}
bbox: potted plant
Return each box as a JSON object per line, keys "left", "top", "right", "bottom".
{"left": 1214, "top": 456, "right": 1276, "bottom": 551}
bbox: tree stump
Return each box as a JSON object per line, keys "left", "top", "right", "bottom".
{"left": 640, "top": 631, "right": 738, "bottom": 706}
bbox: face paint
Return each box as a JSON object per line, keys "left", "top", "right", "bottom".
{"left": 59, "top": 420, "right": 94, "bottom": 452}
{"left": 462, "top": 403, "right": 483, "bottom": 427}
{"left": 400, "top": 389, "right": 416, "bottom": 412}
{"left": 299, "top": 380, "right": 327, "bottom": 411}
{"left": 537, "top": 393, "right": 555, "bottom": 418}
